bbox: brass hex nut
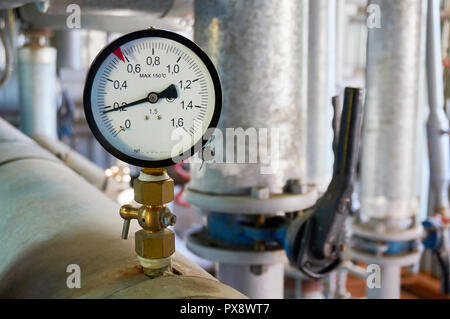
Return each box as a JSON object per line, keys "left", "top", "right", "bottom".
{"left": 133, "top": 178, "right": 174, "bottom": 205}
{"left": 135, "top": 229, "right": 175, "bottom": 259}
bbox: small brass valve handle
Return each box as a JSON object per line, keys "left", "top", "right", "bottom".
{"left": 122, "top": 220, "right": 131, "bottom": 239}
{"left": 120, "top": 205, "right": 139, "bottom": 239}
{"left": 120, "top": 204, "right": 177, "bottom": 239}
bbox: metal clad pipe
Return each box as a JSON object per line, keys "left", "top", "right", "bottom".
{"left": 0, "top": 118, "right": 245, "bottom": 299}
{"left": 190, "top": 0, "right": 309, "bottom": 195}
{"left": 360, "top": 0, "right": 426, "bottom": 221}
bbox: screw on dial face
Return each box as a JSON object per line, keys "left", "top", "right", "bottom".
{"left": 83, "top": 29, "right": 222, "bottom": 168}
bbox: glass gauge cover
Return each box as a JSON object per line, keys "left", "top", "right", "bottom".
{"left": 83, "top": 29, "right": 222, "bottom": 167}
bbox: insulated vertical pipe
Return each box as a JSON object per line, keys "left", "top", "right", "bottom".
{"left": 18, "top": 33, "right": 57, "bottom": 139}
{"left": 191, "top": 0, "right": 309, "bottom": 299}
{"left": 307, "top": 0, "right": 336, "bottom": 192}
{"left": 191, "top": 0, "right": 309, "bottom": 195}
{"left": 360, "top": 0, "right": 426, "bottom": 222}
{"left": 426, "top": 0, "right": 450, "bottom": 217}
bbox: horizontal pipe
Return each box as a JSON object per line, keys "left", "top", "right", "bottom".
{"left": 0, "top": 117, "right": 244, "bottom": 298}
{"left": 32, "top": 134, "right": 120, "bottom": 192}
{"left": 18, "top": 1, "right": 193, "bottom": 32}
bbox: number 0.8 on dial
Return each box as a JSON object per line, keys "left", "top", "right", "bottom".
{"left": 83, "top": 29, "right": 222, "bottom": 167}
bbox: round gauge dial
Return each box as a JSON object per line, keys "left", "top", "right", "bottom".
{"left": 84, "top": 29, "right": 222, "bottom": 167}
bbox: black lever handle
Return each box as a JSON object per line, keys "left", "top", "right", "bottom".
{"left": 286, "top": 87, "right": 365, "bottom": 279}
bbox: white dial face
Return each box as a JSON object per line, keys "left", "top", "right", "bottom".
{"left": 87, "top": 32, "right": 219, "bottom": 166}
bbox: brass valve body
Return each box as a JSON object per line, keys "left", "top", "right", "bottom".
{"left": 119, "top": 168, "right": 176, "bottom": 277}
{"left": 135, "top": 228, "right": 175, "bottom": 259}
{"left": 120, "top": 204, "right": 176, "bottom": 259}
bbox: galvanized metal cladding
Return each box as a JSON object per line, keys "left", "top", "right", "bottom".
{"left": 360, "top": 0, "right": 426, "bottom": 223}
{"left": 190, "top": 0, "right": 309, "bottom": 196}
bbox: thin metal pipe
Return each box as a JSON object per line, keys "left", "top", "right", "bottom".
{"left": 54, "top": 29, "right": 82, "bottom": 71}
{"left": 33, "top": 134, "right": 113, "bottom": 191}
{"left": 307, "top": 0, "right": 336, "bottom": 192}
{"left": 0, "top": 10, "right": 14, "bottom": 88}
{"left": 335, "top": 0, "right": 346, "bottom": 90}
{"left": 426, "top": 0, "right": 450, "bottom": 217}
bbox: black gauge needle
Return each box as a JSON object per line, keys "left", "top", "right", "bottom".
{"left": 103, "top": 97, "right": 147, "bottom": 114}
{"left": 156, "top": 84, "right": 178, "bottom": 100}
{"left": 103, "top": 84, "right": 178, "bottom": 114}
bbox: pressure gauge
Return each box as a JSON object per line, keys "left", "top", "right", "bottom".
{"left": 84, "top": 29, "right": 221, "bottom": 168}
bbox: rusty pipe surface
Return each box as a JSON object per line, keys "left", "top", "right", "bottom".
{"left": 0, "top": 117, "right": 245, "bottom": 298}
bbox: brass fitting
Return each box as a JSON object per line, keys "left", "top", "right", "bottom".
{"left": 135, "top": 228, "right": 175, "bottom": 259}
{"left": 134, "top": 168, "right": 174, "bottom": 206}
{"left": 119, "top": 168, "right": 177, "bottom": 278}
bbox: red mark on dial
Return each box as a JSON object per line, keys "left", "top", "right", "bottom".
{"left": 113, "top": 47, "right": 125, "bottom": 63}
